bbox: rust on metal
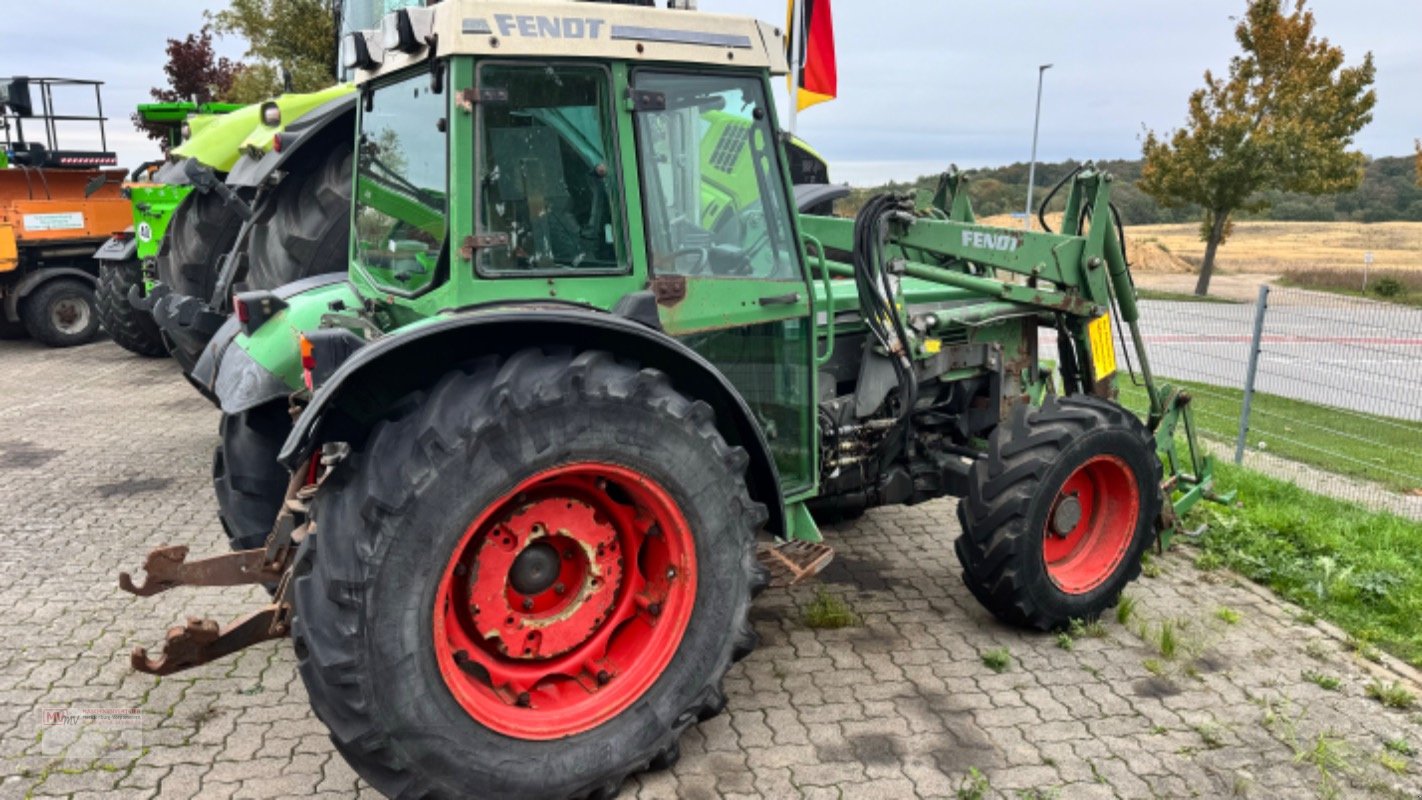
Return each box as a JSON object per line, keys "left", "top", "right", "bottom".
{"left": 459, "top": 233, "right": 511, "bottom": 261}
{"left": 118, "top": 546, "right": 286, "bottom": 597}
{"left": 649, "top": 275, "right": 687, "bottom": 306}
{"left": 129, "top": 606, "right": 287, "bottom": 676}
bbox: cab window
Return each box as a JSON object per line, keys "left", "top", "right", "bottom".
{"left": 353, "top": 73, "right": 449, "bottom": 295}
{"left": 632, "top": 72, "right": 798, "bottom": 281}
{"left": 476, "top": 64, "right": 625, "bottom": 275}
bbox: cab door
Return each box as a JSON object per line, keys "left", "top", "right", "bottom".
{"left": 629, "top": 70, "right": 817, "bottom": 497}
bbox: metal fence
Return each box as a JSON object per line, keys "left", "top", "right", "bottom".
{"left": 1105, "top": 286, "right": 1422, "bottom": 518}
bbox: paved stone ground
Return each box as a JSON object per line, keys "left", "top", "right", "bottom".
{"left": 3, "top": 339, "right": 1422, "bottom": 800}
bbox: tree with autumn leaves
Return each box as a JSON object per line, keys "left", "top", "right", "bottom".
{"left": 1139, "top": 0, "right": 1376, "bottom": 296}
{"left": 136, "top": 0, "right": 338, "bottom": 148}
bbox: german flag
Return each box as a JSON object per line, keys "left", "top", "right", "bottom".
{"left": 786, "top": 0, "right": 837, "bottom": 111}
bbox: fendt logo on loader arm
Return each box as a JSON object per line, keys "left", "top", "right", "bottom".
{"left": 962, "top": 229, "right": 1022, "bottom": 253}
{"left": 492, "top": 14, "right": 607, "bottom": 40}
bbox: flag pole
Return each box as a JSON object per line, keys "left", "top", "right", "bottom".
{"left": 787, "top": 0, "right": 804, "bottom": 135}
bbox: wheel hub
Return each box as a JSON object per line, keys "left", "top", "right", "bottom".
{"left": 1042, "top": 454, "right": 1141, "bottom": 595}
{"left": 433, "top": 463, "right": 698, "bottom": 740}
{"left": 509, "top": 542, "right": 561, "bottom": 596}
{"left": 1050, "top": 494, "right": 1082, "bottom": 537}
{"left": 467, "top": 498, "right": 624, "bottom": 661}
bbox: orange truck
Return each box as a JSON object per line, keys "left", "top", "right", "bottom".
{"left": 1, "top": 77, "right": 131, "bottom": 346}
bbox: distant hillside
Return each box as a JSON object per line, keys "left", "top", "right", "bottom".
{"left": 844, "top": 156, "right": 1422, "bottom": 225}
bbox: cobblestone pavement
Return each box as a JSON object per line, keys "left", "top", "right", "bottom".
{"left": 3, "top": 339, "right": 1422, "bottom": 800}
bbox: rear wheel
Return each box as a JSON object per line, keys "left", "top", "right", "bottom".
{"left": 21, "top": 279, "right": 100, "bottom": 348}
{"left": 243, "top": 146, "right": 352, "bottom": 290}
{"left": 955, "top": 395, "right": 1162, "bottom": 630}
{"left": 291, "top": 348, "right": 767, "bottom": 799}
{"left": 96, "top": 261, "right": 166, "bottom": 357}
{"left": 213, "top": 403, "right": 291, "bottom": 551}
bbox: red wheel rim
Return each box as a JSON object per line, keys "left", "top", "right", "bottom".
{"left": 1042, "top": 454, "right": 1140, "bottom": 595}
{"left": 432, "top": 462, "right": 697, "bottom": 740}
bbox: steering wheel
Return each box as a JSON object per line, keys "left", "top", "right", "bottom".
{"left": 669, "top": 246, "right": 711, "bottom": 275}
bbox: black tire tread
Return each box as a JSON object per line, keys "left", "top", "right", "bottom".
{"left": 244, "top": 146, "right": 353, "bottom": 290}
{"left": 955, "top": 395, "right": 1163, "bottom": 631}
{"left": 291, "top": 347, "right": 767, "bottom": 800}
{"left": 95, "top": 261, "right": 166, "bottom": 357}
{"left": 155, "top": 185, "right": 245, "bottom": 302}
{"left": 21, "top": 278, "right": 100, "bottom": 348}
{"left": 213, "top": 404, "right": 291, "bottom": 551}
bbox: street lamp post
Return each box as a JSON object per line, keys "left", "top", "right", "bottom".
{"left": 1024, "top": 63, "right": 1053, "bottom": 231}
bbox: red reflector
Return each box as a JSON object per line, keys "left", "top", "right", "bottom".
{"left": 234, "top": 296, "right": 250, "bottom": 324}
{"left": 300, "top": 335, "right": 316, "bottom": 370}
{"left": 273, "top": 134, "right": 283, "bottom": 153}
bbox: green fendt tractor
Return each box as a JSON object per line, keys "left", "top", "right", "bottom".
{"left": 94, "top": 101, "right": 242, "bottom": 356}
{"left": 119, "top": 3, "right": 1221, "bottom": 798}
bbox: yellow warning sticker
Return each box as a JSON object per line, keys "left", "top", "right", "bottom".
{"left": 1088, "top": 314, "right": 1117, "bottom": 379}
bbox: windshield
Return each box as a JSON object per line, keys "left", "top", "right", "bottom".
{"left": 632, "top": 72, "right": 799, "bottom": 281}
{"left": 353, "top": 72, "right": 448, "bottom": 295}
{"left": 475, "top": 64, "right": 625, "bottom": 275}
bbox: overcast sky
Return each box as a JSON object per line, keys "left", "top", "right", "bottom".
{"left": 4, "top": 1, "right": 1417, "bottom": 186}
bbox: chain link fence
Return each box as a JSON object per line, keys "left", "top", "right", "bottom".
{"left": 1107, "top": 286, "right": 1422, "bottom": 518}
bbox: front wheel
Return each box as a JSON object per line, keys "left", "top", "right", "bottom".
{"left": 955, "top": 395, "right": 1163, "bottom": 631}
{"left": 96, "top": 261, "right": 166, "bottom": 357}
{"left": 21, "top": 278, "right": 100, "bottom": 348}
{"left": 291, "top": 348, "right": 767, "bottom": 799}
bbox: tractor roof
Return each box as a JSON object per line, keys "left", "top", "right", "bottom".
{"left": 346, "top": 0, "right": 789, "bottom": 84}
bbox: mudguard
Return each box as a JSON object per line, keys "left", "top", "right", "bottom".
{"left": 192, "top": 272, "right": 352, "bottom": 411}
{"left": 226, "top": 94, "right": 357, "bottom": 189}
{"left": 277, "top": 308, "right": 789, "bottom": 538}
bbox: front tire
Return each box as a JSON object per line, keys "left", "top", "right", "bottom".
{"left": 21, "top": 279, "right": 100, "bottom": 348}
{"left": 96, "top": 261, "right": 166, "bottom": 357}
{"left": 955, "top": 395, "right": 1162, "bottom": 630}
{"left": 291, "top": 348, "right": 767, "bottom": 800}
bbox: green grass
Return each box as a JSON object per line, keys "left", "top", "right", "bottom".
{"left": 801, "top": 588, "right": 859, "bottom": 629}
{"left": 1116, "top": 594, "right": 1138, "bottom": 625}
{"left": 1366, "top": 680, "right": 1416, "bottom": 710}
{"left": 1215, "top": 606, "right": 1242, "bottom": 625}
{"left": 1117, "top": 379, "right": 1422, "bottom": 494}
{"left": 1186, "top": 463, "right": 1422, "bottom": 668}
{"left": 1301, "top": 669, "right": 1342, "bottom": 692}
{"left": 1136, "top": 288, "right": 1245, "bottom": 304}
{"left": 981, "top": 648, "right": 1012, "bottom": 673}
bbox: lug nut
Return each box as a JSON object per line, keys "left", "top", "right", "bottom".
{"left": 647, "top": 602, "right": 662, "bottom": 618}
{"left": 554, "top": 582, "right": 566, "bottom": 595}
{"left": 666, "top": 567, "right": 677, "bottom": 580}
{"left": 516, "top": 692, "right": 531, "bottom": 707}
{"left": 596, "top": 670, "right": 611, "bottom": 686}
{"left": 522, "top": 598, "right": 534, "bottom": 611}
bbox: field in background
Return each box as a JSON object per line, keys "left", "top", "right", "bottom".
{"left": 1128, "top": 221, "right": 1422, "bottom": 274}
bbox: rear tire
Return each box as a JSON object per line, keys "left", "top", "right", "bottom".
{"left": 156, "top": 187, "right": 245, "bottom": 303}
{"left": 213, "top": 403, "right": 291, "bottom": 551}
{"left": 21, "top": 279, "right": 100, "bottom": 348}
{"left": 96, "top": 261, "right": 166, "bottom": 357}
{"left": 243, "top": 146, "right": 353, "bottom": 289}
{"left": 955, "top": 395, "right": 1162, "bottom": 631}
{"left": 291, "top": 348, "right": 767, "bottom": 800}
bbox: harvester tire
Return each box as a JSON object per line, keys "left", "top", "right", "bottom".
{"left": 213, "top": 403, "right": 291, "bottom": 551}
{"left": 955, "top": 395, "right": 1162, "bottom": 631}
{"left": 96, "top": 261, "right": 166, "bottom": 357}
{"left": 290, "top": 348, "right": 768, "bottom": 800}
{"left": 21, "top": 279, "right": 100, "bottom": 348}
{"left": 243, "top": 146, "right": 352, "bottom": 290}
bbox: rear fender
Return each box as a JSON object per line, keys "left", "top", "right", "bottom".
{"left": 226, "top": 93, "right": 357, "bottom": 189}
{"left": 278, "top": 309, "right": 788, "bottom": 538}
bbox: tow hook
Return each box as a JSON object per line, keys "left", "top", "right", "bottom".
{"left": 120, "top": 463, "right": 322, "bottom": 675}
